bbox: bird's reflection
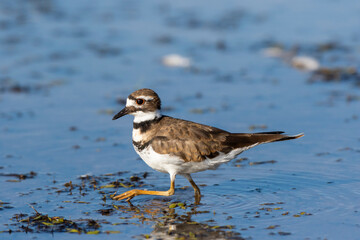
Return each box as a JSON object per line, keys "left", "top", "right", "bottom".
{"left": 113, "top": 199, "right": 243, "bottom": 239}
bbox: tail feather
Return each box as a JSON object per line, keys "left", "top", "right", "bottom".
{"left": 255, "top": 131, "right": 285, "bottom": 135}
{"left": 226, "top": 132, "right": 304, "bottom": 149}
{"left": 274, "top": 133, "right": 304, "bottom": 142}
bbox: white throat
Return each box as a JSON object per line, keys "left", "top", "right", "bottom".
{"left": 133, "top": 110, "right": 161, "bottom": 123}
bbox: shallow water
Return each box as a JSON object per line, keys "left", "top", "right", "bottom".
{"left": 1, "top": 0, "right": 360, "bottom": 239}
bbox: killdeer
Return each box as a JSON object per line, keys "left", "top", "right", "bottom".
{"left": 112, "top": 88, "right": 303, "bottom": 204}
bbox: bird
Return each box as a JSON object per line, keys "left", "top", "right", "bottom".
{"left": 112, "top": 88, "right": 303, "bottom": 204}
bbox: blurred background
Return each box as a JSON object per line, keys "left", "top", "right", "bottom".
{"left": 0, "top": 0, "right": 360, "bottom": 239}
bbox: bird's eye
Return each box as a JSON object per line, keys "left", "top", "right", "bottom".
{"left": 136, "top": 98, "right": 145, "bottom": 105}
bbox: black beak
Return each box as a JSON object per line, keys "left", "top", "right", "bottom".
{"left": 112, "top": 107, "right": 129, "bottom": 120}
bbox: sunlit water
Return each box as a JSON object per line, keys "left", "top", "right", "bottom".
{"left": 1, "top": 0, "right": 360, "bottom": 239}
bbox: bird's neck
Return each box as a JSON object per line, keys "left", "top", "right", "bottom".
{"left": 132, "top": 111, "right": 162, "bottom": 142}
{"left": 133, "top": 110, "right": 162, "bottom": 124}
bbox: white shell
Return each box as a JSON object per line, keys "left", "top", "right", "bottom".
{"left": 291, "top": 56, "right": 320, "bottom": 71}
{"left": 162, "top": 54, "right": 191, "bottom": 68}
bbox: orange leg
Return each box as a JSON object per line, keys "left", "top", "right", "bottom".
{"left": 113, "top": 174, "right": 175, "bottom": 202}
{"left": 183, "top": 174, "right": 201, "bottom": 204}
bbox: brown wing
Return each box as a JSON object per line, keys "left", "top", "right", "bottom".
{"left": 150, "top": 116, "right": 304, "bottom": 162}
{"left": 151, "top": 117, "right": 229, "bottom": 162}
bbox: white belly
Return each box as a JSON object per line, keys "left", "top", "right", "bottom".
{"left": 133, "top": 144, "right": 257, "bottom": 175}
{"left": 134, "top": 145, "right": 184, "bottom": 175}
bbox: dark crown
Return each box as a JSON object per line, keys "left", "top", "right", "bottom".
{"left": 129, "top": 88, "right": 161, "bottom": 110}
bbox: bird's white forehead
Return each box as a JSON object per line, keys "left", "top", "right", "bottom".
{"left": 126, "top": 98, "right": 136, "bottom": 107}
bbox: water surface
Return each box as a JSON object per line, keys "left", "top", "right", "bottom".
{"left": 1, "top": 0, "right": 360, "bottom": 239}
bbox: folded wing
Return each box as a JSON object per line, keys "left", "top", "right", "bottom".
{"left": 150, "top": 117, "right": 303, "bottom": 162}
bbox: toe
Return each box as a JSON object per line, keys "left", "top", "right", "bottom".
{"left": 113, "top": 192, "right": 129, "bottom": 201}
{"left": 113, "top": 190, "right": 136, "bottom": 201}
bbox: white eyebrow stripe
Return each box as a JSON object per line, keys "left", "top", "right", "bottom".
{"left": 137, "top": 96, "right": 154, "bottom": 101}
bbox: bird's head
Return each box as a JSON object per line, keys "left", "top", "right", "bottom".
{"left": 112, "top": 88, "right": 162, "bottom": 122}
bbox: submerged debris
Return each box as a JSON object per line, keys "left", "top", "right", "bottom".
{"left": 54, "top": 172, "right": 148, "bottom": 197}
{"left": 260, "top": 40, "right": 360, "bottom": 86}
{"left": 12, "top": 210, "right": 108, "bottom": 234}
{"left": 87, "top": 43, "right": 122, "bottom": 57}
{"left": 278, "top": 231, "right": 292, "bottom": 236}
{"left": 232, "top": 157, "right": 249, "bottom": 167}
{"left": 315, "top": 42, "right": 349, "bottom": 53}
{"left": 165, "top": 8, "right": 246, "bottom": 31}
{"left": 189, "top": 107, "right": 216, "bottom": 114}
{"left": 249, "top": 160, "right": 277, "bottom": 166}
{"left": 154, "top": 35, "right": 174, "bottom": 45}
{"left": 266, "top": 225, "right": 280, "bottom": 229}
{"left": 69, "top": 126, "right": 78, "bottom": 131}
{"left": 98, "top": 109, "right": 115, "bottom": 115}
{"left": 0, "top": 201, "right": 13, "bottom": 211}
{"left": 249, "top": 124, "right": 268, "bottom": 131}
{"left": 0, "top": 84, "right": 31, "bottom": 93}
{"left": 0, "top": 78, "right": 66, "bottom": 94}
{"left": 0, "top": 171, "right": 37, "bottom": 182}
{"left": 309, "top": 67, "right": 359, "bottom": 84}
{"left": 293, "top": 211, "right": 312, "bottom": 217}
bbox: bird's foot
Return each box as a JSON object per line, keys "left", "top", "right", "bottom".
{"left": 112, "top": 189, "right": 139, "bottom": 201}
